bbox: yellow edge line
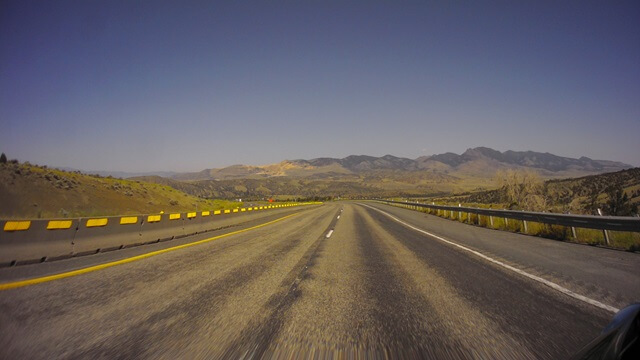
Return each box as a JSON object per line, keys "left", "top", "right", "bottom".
{"left": 0, "top": 212, "right": 299, "bottom": 291}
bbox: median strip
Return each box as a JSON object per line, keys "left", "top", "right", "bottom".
{"left": 0, "top": 212, "right": 299, "bottom": 291}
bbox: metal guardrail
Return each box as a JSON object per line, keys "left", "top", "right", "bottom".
{"left": 380, "top": 200, "right": 640, "bottom": 233}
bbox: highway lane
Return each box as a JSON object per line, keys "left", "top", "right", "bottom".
{"left": 364, "top": 201, "right": 640, "bottom": 311}
{"left": 0, "top": 206, "right": 317, "bottom": 284}
{"left": 0, "top": 201, "right": 633, "bottom": 359}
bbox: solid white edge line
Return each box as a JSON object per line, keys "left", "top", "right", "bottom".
{"left": 326, "top": 230, "right": 334, "bottom": 238}
{"left": 361, "top": 203, "right": 620, "bottom": 314}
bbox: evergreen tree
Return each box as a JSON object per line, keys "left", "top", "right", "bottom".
{"left": 604, "top": 186, "right": 636, "bottom": 216}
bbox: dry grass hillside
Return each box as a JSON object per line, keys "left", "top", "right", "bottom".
{"left": 0, "top": 161, "right": 241, "bottom": 219}
{"left": 430, "top": 168, "right": 640, "bottom": 216}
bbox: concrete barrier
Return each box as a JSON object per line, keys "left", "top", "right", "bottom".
{"left": 138, "top": 213, "right": 185, "bottom": 244}
{"left": 193, "top": 210, "right": 236, "bottom": 234}
{"left": 0, "top": 203, "right": 320, "bottom": 266}
{"left": 195, "top": 211, "right": 215, "bottom": 233}
{"left": 183, "top": 211, "right": 203, "bottom": 236}
{"left": 0, "top": 218, "right": 78, "bottom": 265}
{"left": 72, "top": 216, "right": 144, "bottom": 255}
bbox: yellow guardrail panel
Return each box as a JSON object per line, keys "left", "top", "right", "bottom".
{"left": 4, "top": 221, "right": 31, "bottom": 231}
{"left": 147, "top": 215, "right": 162, "bottom": 223}
{"left": 169, "top": 213, "right": 181, "bottom": 220}
{"left": 86, "top": 218, "right": 108, "bottom": 227}
{"left": 247, "top": 207, "right": 253, "bottom": 211}
{"left": 214, "top": 210, "right": 221, "bottom": 215}
{"left": 120, "top": 217, "right": 138, "bottom": 225}
{"left": 259, "top": 206, "right": 263, "bottom": 210}
{"left": 202, "top": 211, "right": 210, "bottom": 216}
{"left": 241, "top": 208, "right": 246, "bottom": 212}
{"left": 187, "top": 212, "right": 197, "bottom": 218}
{"left": 233, "top": 209, "right": 239, "bottom": 213}
{"left": 224, "top": 209, "right": 231, "bottom": 214}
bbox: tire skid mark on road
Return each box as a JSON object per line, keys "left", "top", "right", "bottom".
{"left": 258, "top": 205, "right": 372, "bottom": 357}
{"left": 350, "top": 207, "right": 471, "bottom": 358}
{"left": 220, "top": 207, "right": 343, "bottom": 359}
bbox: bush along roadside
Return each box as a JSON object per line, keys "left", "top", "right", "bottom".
{"left": 384, "top": 201, "right": 640, "bottom": 252}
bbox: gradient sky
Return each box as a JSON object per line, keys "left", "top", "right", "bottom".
{"left": 1, "top": 0, "right": 639, "bottom": 172}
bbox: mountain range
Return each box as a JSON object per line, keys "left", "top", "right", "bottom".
{"left": 167, "top": 147, "right": 631, "bottom": 181}
{"left": 126, "top": 148, "right": 632, "bottom": 199}
{"left": 3, "top": 147, "right": 635, "bottom": 217}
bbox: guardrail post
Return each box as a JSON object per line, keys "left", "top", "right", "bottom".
{"left": 523, "top": 220, "right": 528, "bottom": 233}
{"left": 568, "top": 211, "right": 577, "bottom": 239}
{"left": 489, "top": 216, "right": 494, "bottom": 228}
{"left": 458, "top": 204, "right": 462, "bottom": 221}
{"left": 597, "top": 209, "right": 611, "bottom": 246}
{"left": 468, "top": 212, "right": 471, "bottom": 224}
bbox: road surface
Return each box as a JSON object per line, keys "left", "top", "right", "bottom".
{"left": 1, "top": 202, "right": 638, "bottom": 359}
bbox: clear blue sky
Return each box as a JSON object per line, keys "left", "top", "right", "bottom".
{"left": 1, "top": 0, "right": 639, "bottom": 172}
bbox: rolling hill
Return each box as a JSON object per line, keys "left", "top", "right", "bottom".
{"left": 0, "top": 162, "right": 241, "bottom": 219}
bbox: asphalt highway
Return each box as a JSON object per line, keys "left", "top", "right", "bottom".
{"left": 1, "top": 202, "right": 638, "bottom": 359}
